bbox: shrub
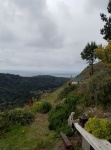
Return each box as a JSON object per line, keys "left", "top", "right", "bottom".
{"left": 39, "top": 101, "right": 52, "bottom": 113}
{"left": 85, "top": 118, "right": 111, "bottom": 140}
{"left": 8, "top": 108, "right": 34, "bottom": 125}
{"left": 0, "top": 112, "right": 9, "bottom": 135}
{"left": 31, "top": 102, "right": 42, "bottom": 113}
{"left": 88, "top": 72, "right": 111, "bottom": 107}
{"left": 48, "top": 94, "right": 81, "bottom": 135}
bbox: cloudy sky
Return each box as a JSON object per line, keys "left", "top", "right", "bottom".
{"left": 0, "top": 0, "right": 109, "bottom": 76}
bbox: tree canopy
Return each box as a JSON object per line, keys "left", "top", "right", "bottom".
{"left": 81, "top": 42, "right": 98, "bottom": 75}
{"left": 95, "top": 41, "right": 111, "bottom": 67}
{"left": 0, "top": 74, "right": 69, "bottom": 109}
{"left": 100, "top": 0, "right": 111, "bottom": 40}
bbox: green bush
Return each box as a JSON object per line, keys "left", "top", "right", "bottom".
{"left": 88, "top": 72, "right": 111, "bottom": 107}
{"left": 48, "top": 94, "right": 81, "bottom": 135}
{"left": 0, "top": 112, "right": 9, "bottom": 135}
{"left": 80, "top": 93, "right": 92, "bottom": 107}
{"left": 85, "top": 118, "right": 111, "bottom": 140}
{"left": 39, "top": 101, "right": 52, "bottom": 113}
{"left": 8, "top": 108, "right": 34, "bottom": 125}
{"left": 31, "top": 102, "right": 42, "bottom": 113}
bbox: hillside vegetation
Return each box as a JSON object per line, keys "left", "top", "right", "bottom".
{"left": 0, "top": 74, "right": 69, "bottom": 108}
{"left": 79, "top": 62, "right": 111, "bottom": 107}
{"left": 0, "top": 62, "right": 111, "bottom": 150}
{"left": 0, "top": 87, "right": 64, "bottom": 150}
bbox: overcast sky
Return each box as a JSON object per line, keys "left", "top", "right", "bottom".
{"left": 0, "top": 0, "right": 109, "bottom": 76}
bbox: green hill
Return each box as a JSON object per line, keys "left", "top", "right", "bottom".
{"left": 80, "top": 62, "right": 109, "bottom": 80}
{"left": 0, "top": 73, "right": 69, "bottom": 108}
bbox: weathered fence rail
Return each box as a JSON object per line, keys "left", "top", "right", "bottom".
{"left": 74, "top": 123, "right": 111, "bottom": 150}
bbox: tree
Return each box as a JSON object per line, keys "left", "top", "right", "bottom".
{"left": 95, "top": 41, "right": 111, "bottom": 67}
{"left": 100, "top": 0, "right": 111, "bottom": 40}
{"left": 81, "top": 42, "right": 98, "bottom": 75}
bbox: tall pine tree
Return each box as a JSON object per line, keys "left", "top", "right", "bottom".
{"left": 100, "top": 0, "right": 111, "bottom": 40}
{"left": 81, "top": 42, "right": 98, "bottom": 75}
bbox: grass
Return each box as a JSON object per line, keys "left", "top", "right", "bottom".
{"left": 0, "top": 86, "right": 64, "bottom": 150}
{"left": 0, "top": 125, "right": 29, "bottom": 150}
{"left": 41, "top": 85, "right": 65, "bottom": 105}
{"left": 0, "top": 84, "right": 84, "bottom": 150}
{"left": 0, "top": 85, "right": 83, "bottom": 150}
{"left": 0, "top": 113, "right": 58, "bottom": 150}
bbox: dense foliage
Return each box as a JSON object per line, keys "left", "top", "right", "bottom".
{"left": 31, "top": 101, "right": 52, "bottom": 114}
{"left": 0, "top": 110, "right": 34, "bottom": 136}
{"left": 88, "top": 70, "right": 111, "bottom": 107}
{"left": 0, "top": 100, "right": 52, "bottom": 137}
{"left": 0, "top": 73, "right": 69, "bottom": 108}
{"left": 48, "top": 94, "right": 82, "bottom": 136}
{"left": 95, "top": 41, "right": 111, "bottom": 67}
{"left": 8, "top": 108, "right": 34, "bottom": 125}
{"left": 85, "top": 118, "right": 111, "bottom": 141}
{"left": 0, "top": 112, "right": 9, "bottom": 136}
{"left": 38, "top": 101, "right": 52, "bottom": 114}
{"left": 30, "top": 101, "right": 42, "bottom": 113}
{"left": 81, "top": 42, "right": 98, "bottom": 75}
{"left": 100, "top": 0, "right": 111, "bottom": 40}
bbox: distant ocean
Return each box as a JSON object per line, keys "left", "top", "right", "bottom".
{"left": 49, "top": 73, "right": 78, "bottom": 78}
{"left": 0, "top": 70, "right": 78, "bottom": 78}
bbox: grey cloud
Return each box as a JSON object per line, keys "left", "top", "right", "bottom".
{"left": 12, "top": 0, "right": 46, "bottom": 15}
{"left": 13, "top": 0, "right": 64, "bottom": 48}
{"left": 0, "top": 0, "right": 64, "bottom": 50}
{"left": 0, "top": 0, "right": 108, "bottom": 75}
{"left": 26, "top": 18, "right": 63, "bottom": 48}
{"left": 0, "top": 26, "right": 18, "bottom": 43}
{"left": 85, "top": 0, "right": 109, "bottom": 13}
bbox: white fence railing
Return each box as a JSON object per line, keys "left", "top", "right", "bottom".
{"left": 74, "top": 123, "right": 111, "bottom": 150}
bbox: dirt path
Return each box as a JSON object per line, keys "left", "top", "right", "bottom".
{"left": 25, "top": 112, "right": 63, "bottom": 150}
{"left": 25, "top": 112, "right": 50, "bottom": 140}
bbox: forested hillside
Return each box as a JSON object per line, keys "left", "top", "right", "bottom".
{"left": 0, "top": 73, "right": 69, "bottom": 108}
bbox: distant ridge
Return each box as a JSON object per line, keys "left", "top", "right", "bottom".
{"left": 0, "top": 70, "right": 78, "bottom": 78}
{"left": 0, "top": 73, "right": 69, "bottom": 109}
